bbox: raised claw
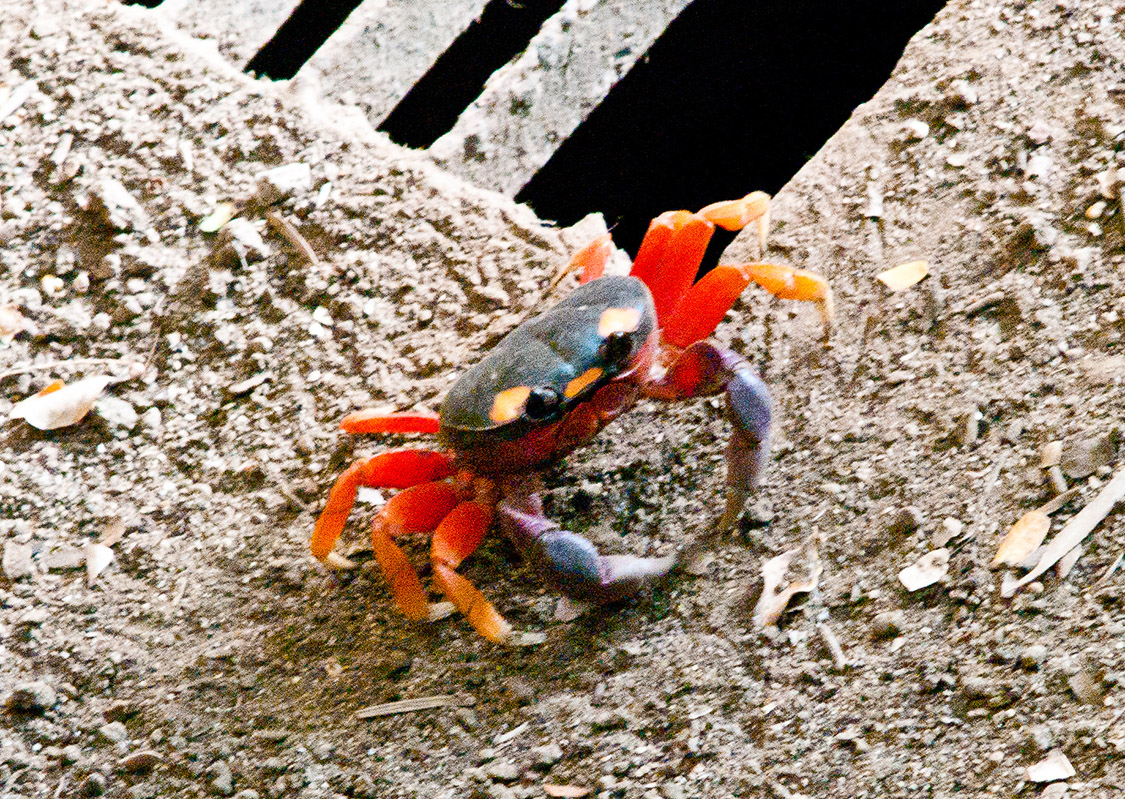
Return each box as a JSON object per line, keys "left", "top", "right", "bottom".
{"left": 498, "top": 479, "right": 678, "bottom": 604}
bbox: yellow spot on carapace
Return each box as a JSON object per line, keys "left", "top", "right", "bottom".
{"left": 597, "top": 307, "right": 641, "bottom": 338}
{"left": 489, "top": 386, "right": 532, "bottom": 424}
{"left": 564, "top": 367, "right": 603, "bottom": 399}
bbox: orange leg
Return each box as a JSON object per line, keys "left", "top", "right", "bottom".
{"left": 312, "top": 449, "right": 456, "bottom": 563}
{"left": 630, "top": 212, "right": 715, "bottom": 322}
{"left": 429, "top": 502, "right": 512, "bottom": 643}
{"left": 698, "top": 191, "right": 771, "bottom": 247}
{"left": 369, "top": 482, "right": 461, "bottom": 620}
{"left": 660, "top": 262, "right": 834, "bottom": 348}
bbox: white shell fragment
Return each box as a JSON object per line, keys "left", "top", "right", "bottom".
{"left": 1026, "top": 751, "right": 1075, "bottom": 782}
{"left": 876, "top": 260, "right": 929, "bottom": 291}
{"left": 84, "top": 542, "right": 114, "bottom": 586}
{"left": 753, "top": 535, "right": 822, "bottom": 628}
{"left": 898, "top": 548, "right": 950, "bottom": 592}
{"left": 8, "top": 376, "right": 113, "bottom": 430}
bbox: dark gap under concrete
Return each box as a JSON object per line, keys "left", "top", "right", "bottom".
{"left": 379, "top": 0, "right": 568, "bottom": 148}
{"left": 245, "top": 0, "right": 367, "bottom": 80}
{"left": 518, "top": 0, "right": 948, "bottom": 263}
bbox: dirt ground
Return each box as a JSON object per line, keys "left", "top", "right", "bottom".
{"left": 2, "top": 1, "right": 1124, "bottom": 798}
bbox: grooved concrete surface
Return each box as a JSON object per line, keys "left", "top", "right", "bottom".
{"left": 428, "top": 0, "right": 693, "bottom": 196}
{"left": 157, "top": 0, "right": 301, "bottom": 66}
{"left": 155, "top": 0, "right": 690, "bottom": 198}
{"left": 302, "top": 0, "right": 489, "bottom": 128}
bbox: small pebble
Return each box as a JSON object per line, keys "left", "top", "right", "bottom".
{"left": 6, "top": 681, "right": 57, "bottom": 714}
{"left": 870, "top": 611, "right": 905, "bottom": 640}
{"left": 99, "top": 721, "right": 128, "bottom": 744}
{"left": 485, "top": 759, "right": 522, "bottom": 783}
{"left": 531, "top": 742, "right": 563, "bottom": 771}
{"left": 1017, "top": 644, "right": 1048, "bottom": 671}
{"left": 209, "top": 759, "right": 234, "bottom": 796}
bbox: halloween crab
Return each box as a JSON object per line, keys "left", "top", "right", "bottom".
{"left": 312, "top": 193, "right": 831, "bottom": 643}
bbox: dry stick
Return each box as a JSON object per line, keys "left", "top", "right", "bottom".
{"left": 0, "top": 356, "right": 139, "bottom": 382}
{"left": 1001, "top": 466, "right": 1125, "bottom": 598}
{"left": 817, "top": 622, "right": 847, "bottom": 671}
{"left": 355, "top": 694, "right": 475, "bottom": 719}
{"left": 266, "top": 211, "right": 320, "bottom": 266}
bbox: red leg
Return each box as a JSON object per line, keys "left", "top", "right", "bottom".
{"left": 369, "top": 482, "right": 461, "bottom": 620}
{"left": 630, "top": 213, "right": 716, "bottom": 322}
{"left": 340, "top": 410, "right": 441, "bottom": 435}
{"left": 660, "top": 262, "right": 834, "bottom": 348}
{"left": 311, "top": 450, "right": 455, "bottom": 561}
{"left": 429, "top": 502, "right": 512, "bottom": 642}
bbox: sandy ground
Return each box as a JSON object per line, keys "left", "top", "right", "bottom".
{"left": 1, "top": 1, "right": 1123, "bottom": 798}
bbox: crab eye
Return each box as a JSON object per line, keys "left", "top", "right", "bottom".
{"left": 600, "top": 330, "right": 633, "bottom": 369}
{"left": 524, "top": 387, "right": 561, "bottom": 420}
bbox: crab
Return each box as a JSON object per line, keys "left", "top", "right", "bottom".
{"left": 311, "top": 192, "right": 831, "bottom": 643}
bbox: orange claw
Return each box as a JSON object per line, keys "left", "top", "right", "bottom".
{"left": 340, "top": 410, "right": 441, "bottom": 435}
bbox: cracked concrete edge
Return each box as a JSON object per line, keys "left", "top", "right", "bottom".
{"left": 156, "top": 0, "right": 303, "bottom": 66}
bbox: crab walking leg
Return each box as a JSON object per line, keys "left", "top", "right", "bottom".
{"left": 367, "top": 482, "right": 461, "bottom": 620}
{"left": 339, "top": 410, "right": 441, "bottom": 435}
{"left": 548, "top": 232, "right": 614, "bottom": 291}
{"left": 311, "top": 449, "right": 456, "bottom": 563}
{"left": 499, "top": 478, "right": 677, "bottom": 605}
{"left": 429, "top": 502, "right": 512, "bottom": 642}
{"left": 697, "top": 191, "right": 771, "bottom": 250}
{"left": 645, "top": 342, "right": 772, "bottom": 531}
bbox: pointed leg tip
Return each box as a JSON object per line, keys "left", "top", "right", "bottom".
{"left": 321, "top": 551, "right": 357, "bottom": 570}
{"left": 427, "top": 601, "right": 456, "bottom": 621}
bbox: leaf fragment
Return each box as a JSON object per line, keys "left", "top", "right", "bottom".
{"left": 8, "top": 375, "right": 113, "bottom": 430}
{"left": 876, "top": 260, "right": 929, "bottom": 291}
{"left": 991, "top": 510, "right": 1051, "bottom": 569}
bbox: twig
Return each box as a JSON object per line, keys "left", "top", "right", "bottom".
{"left": 355, "top": 693, "right": 475, "bottom": 719}
{"left": 0, "top": 81, "right": 35, "bottom": 124}
{"left": 1036, "top": 486, "right": 1082, "bottom": 516}
{"left": 1091, "top": 551, "right": 1123, "bottom": 591}
{"left": 1002, "top": 467, "right": 1125, "bottom": 598}
{"left": 0, "top": 356, "right": 141, "bottom": 382}
{"left": 817, "top": 622, "right": 848, "bottom": 671}
{"left": 266, "top": 211, "right": 320, "bottom": 266}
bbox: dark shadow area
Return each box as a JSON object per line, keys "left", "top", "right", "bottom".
{"left": 245, "top": 0, "right": 367, "bottom": 80}
{"left": 517, "top": 0, "right": 948, "bottom": 259}
{"left": 379, "top": 0, "right": 567, "bottom": 147}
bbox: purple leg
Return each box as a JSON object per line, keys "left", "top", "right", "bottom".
{"left": 498, "top": 477, "right": 677, "bottom": 604}
{"left": 645, "top": 340, "right": 772, "bottom": 531}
